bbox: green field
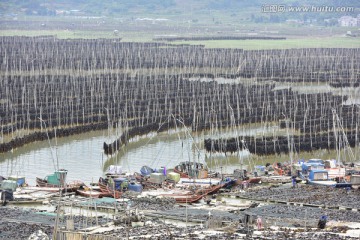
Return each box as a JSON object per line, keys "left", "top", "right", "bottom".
{"left": 1, "top": 15, "right": 359, "bottom": 50}
{"left": 169, "top": 37, "right": 360, "bottom": 49}
{"left": 1, "top": 29, "right": 359, "bottom": 49}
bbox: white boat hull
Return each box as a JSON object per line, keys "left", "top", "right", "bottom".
{"left": 308, "top": 180, "right": 337, "bottom": 187}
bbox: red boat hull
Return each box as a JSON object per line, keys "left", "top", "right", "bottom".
{"left": 161, "top": 193, "right": 204, "bottom": 203}
{"left": 98, "top": 177, "right": 122, "bottom": 199}
{"left": 36, "top": 177, "right": 81, "bottom": 192}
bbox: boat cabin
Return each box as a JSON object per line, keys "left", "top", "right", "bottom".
{"left": 324, "top": 159, "right": 338, "bottom": 168}
{"left": 8, "top": 176, "right": 26, "bottom": 187}
{"left": 44, "top": 170, "right": 68, "bottom": 186}
{"left": 308, "top": 169, "right": 352, "bottom": 188}
{"left": 174, "top": 161, "right": 208, "bottom": 179}
{"left": 350, "top": 175, "right": 360, "bottom": 189}
{"left": 308, "top": 159, "right": 324, "bottom": 164}
{"left": 105, "top": 165, "right": 123, "bottom": 177}
{"left": 301, "top": 161, "right": 324, "bottom": 173}
{"left": 0, "top": 180, "right": 18, "bottom": 191}
{"left": 309, "top": 170, "right": 329, "bottom": 181}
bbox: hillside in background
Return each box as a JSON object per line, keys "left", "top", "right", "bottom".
{"left": 1, "top": 0, "right": 359, "bottom": 41}
{"left": 1, "top": 0, "right": 358, "bottom": 19}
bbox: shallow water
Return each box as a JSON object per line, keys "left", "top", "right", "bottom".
{"left": 0, "top": 125, "right": 276, "bottom": 186}
{"left": 0, "top": 130, "right": 109, "bottom": 185}
{"left": 0, "top": 124, "right": 357, "bottom": 186}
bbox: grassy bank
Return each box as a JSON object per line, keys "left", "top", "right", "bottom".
{"left": 168, "top": 37, "right": 360, "bottom": 49}
{"left": 1, "top": 29, "right": 358, "bottom": 49}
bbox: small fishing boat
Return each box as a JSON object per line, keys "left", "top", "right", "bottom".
{"left": 106, "top": 186, "right": 122, "bottom": 199}
{"left": 140, "top": 165, "right": 155, "bottom": 177}
{"left": 105, "top": 165, "right": 123, "bottom": 178}
{"left": 324, "top": 160, "right": 346, "bottom": 180}
{"left": 98, "top": 177, "right": 109, "bottom": 192}
{"left": 36, "top": 170, "right": 83, "bottom": 192}
{"left": 350, "top": 175, "right": 360, "bottom": 189}
{"left": 0, "top": 175, "right": 6, "bottom": 183}
{"left": 236, "top": 177, "right": 262, "bottom": 185}
{"left": 160, "top": 193, "right": 204, "bottom": 204}
{"left": 248, "top": 177, "right": 262, "bottom": 184}
{"left": 135, "top": 167, "right": 169, "bottom": 190}
{"left": 233, "top": 168, "right": 262, "bottom": 186}
{"left": 76, "top": 185, "right": 111, "bottom": 198}
{"left": 173, "top": 161, "right": 211, "bottom": 179}
{"left": 307, "top": 170, "right": 351, "bottom": 188}
{"left": 194, "top": 183, "right": 224, "bottom": 195}
{"left": 98, "top": 177, "right": 122, "bottom": 199}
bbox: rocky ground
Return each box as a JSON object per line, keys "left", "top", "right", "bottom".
{"left": 245, "top": 204, "right": 360, "bottom": 227}
{"left": 0, "top": 206, "right": 112, "bottom": 240}
{"left": 1, "top": 185, "right": 360, "bottom": 240}
{"left": 235, "top": 184, "right": 360, "bottom": 209}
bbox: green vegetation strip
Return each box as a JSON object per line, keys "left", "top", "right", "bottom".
{"left": 169, "top": 37, "right": 360, "bottom": 49}
{"left": 0, "top": 30, "right": 359, "bottom": 49}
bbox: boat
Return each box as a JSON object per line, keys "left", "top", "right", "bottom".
{"left": 98, "top": 177, "right": 109, "bottom": 192}
{"left": 7, "top": 176, "right": 26, "bottom": 187}
{"left": 0, "top": 175, "right": 6, "bottom": 183}
{"left": 36, "top": 169, "right": 83, "bottom": 192}
{"left": 160, "top": 175, "right": 224, "bottom": 203}
{"left": 324, "top": 159, "right": 346, "bottom": 180}
{"left": 307, "top": 170, "right": 351, "bottom": 188}
{"left": 140, "top": 165, "right": 155, "bottom": 177}
{"left": 135, "top": 167, "right": 169, "bottom": 190}
{"left": 233, "top": 168, "right": 262, "bottom": 186}
{"left": 134, "top": 173, "right": 162, "bottom": 190}
{"left": 76, "top": 188, "right": 109, "bottom": 198}
{"left": 36, "top": 177, "right": 82, "bottom": 192}
{"left": 105, "top": 186, "right": 122, "bottom": 199}
{"left": 173, "top": 161, "right": 211, "bottom": 179}
{"left": 236, "top": 177, "right": 262, "bottom": 186}
{"left": 98, "top": 177, "right": 122, "bottom": 199}
{"left": 248, "top": 177, "right": 262, "bottom": 184}
{"left": 296, "top": 159, "right": 325, "bottom": 180}
{"left": 160, "top": 192, "right": 204, "bottom": 204}
{"left": 105, "top": 165, "right": 123, "bottom": 178}
{"left": 194, "top": 182, "right": 224, "bottom": 195}
{"left": 350, "top": 175, "right": 360, "bottom": 189}
{"left": 0, "top": 189, "right": 14, "bottom": 204}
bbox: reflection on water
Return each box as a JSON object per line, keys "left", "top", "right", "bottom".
{"left": 0, "top": 125, "right": 271, "bottom": 185}
{"left": 1, "top": 124, "right": 357, "bottom": 186}
{"left": 100, "top": 128, "right": 255, "bottom": 180}
{"left": 0, "top": 130, "right": 109, "bottom": 186}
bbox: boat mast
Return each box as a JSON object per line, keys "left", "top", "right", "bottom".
{"left": 228, "top": 105, "right": 243, "bottom": 175}
{"left": 332, "top": 108, "right": 356, "bottom": 165}
{"left": 38, "top": 118, "right": 59, "bottom": 171}
{"left": 286, "top": 118, "right": 293, "bottom": 176}
{"left": 172, "top": 115, "right": 203, "bottom": 165}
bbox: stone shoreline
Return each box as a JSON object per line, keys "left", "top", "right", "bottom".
{"left": 1, "top": 184, "right": 360, "bottom": 239}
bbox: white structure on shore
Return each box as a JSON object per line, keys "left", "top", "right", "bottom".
{"left": 338, "top": 15, "right": 359, "bottom": 27}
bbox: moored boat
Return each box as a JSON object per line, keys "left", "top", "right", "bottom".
{"left": 194, "top": 183, "right": 224, "bottom": 195}
{"left": 76, "top": 188, "right": 110, "bottom": 198}
{"left": 232, "top": 167, "right": 262, "bottom": 186}
{"left": 160, "top": 193, "right": 204, "bottom": 204}
{"left": 97, "top": 177, "right": 122, "bottom": 199}
{"left": 350, "top": 175, "right": 360, "bottom": 189}
{"left": 173, "top": 161, "right": 212, "bottom": 179}
{"left": 307, "top": 170, "right": 351, "bottom": 188}
{"left": 36, "top": 169, "right": 83, "bottom": 192}
{"left": 324, "top": 160, "right": 346, "bottom": 180}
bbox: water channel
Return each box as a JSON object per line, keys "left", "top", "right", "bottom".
{"left": 1, "top": 82, "right": 358, "bottom": 186}
{"left": 0, "top": 123, "right": 287, "bottom": 186}
{"left": 1, "top": 121, "right": 357, "bottom": 186}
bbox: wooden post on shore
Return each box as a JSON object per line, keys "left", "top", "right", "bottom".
{"left": 53, "top": 189, "right": 62, "bottom": 240}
